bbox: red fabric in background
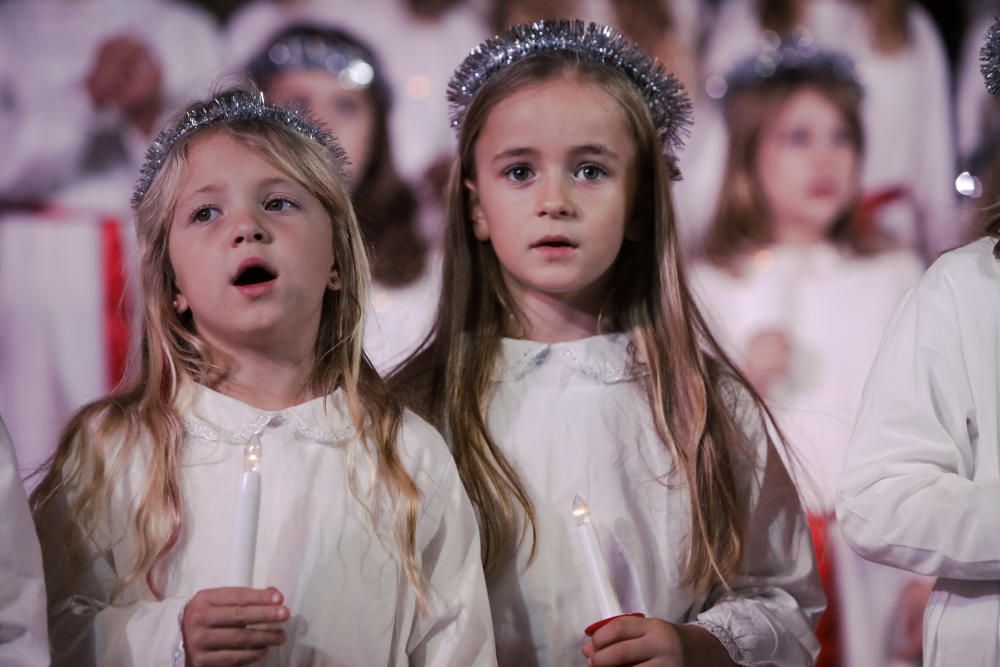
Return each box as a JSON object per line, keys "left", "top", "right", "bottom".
{"left": 101, "top": 218, "right": 130, "bottom": 389}
{"left": 809, "top": 513, "right": 841, "bottom": 667}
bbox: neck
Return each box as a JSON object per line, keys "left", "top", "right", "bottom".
{"left": 506, "top": 282, "right": 607, "bottom": 343}
{"left": 209, "top": 343, "right": 317, "bottom": 411}
{"left": 770, "top": 217, "right": 827, "bottom": 246}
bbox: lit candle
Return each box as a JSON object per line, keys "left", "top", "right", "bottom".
{"left": 572, "top": 495, "right": 623, "bottom": 619}
{"left": 231, "top": 437, "right": 261, "bottom": 587}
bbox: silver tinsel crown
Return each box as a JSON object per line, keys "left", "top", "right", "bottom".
{"left": 131, "top": 89, "right": 344, "bottom": 209}
{"left": 722, "top": 41, "right": 862, "bottom": 102}
{"left": 980, "top": 17, "right": 1000, "bottom": 96}
{"left": 447, "top": 20, "right": 692, "bottom": 167}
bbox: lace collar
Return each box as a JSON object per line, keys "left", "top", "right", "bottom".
{"left": 493, "top": 334, "right": 648, "bottom": 384}
{"left": 180, "top": 383, "right": 358, "bottom": 446}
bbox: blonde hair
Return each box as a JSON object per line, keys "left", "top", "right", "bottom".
{"left": 395, "top": 51, "right": 772, "bottom": 592}
{"left": 703, "top": 71, "right": 874, "bottom": 266}
{"left": 31, "top": 92, "right": 425, "bottom": 606}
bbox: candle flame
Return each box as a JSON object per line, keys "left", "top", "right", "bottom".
{"left": 572, "top": 495, "right": 591, "bottom": 524}
{"left": 244, "top": 440, "right": 261, "bottom": 472}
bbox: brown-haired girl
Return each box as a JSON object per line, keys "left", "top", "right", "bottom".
{"left": 395, "top": 20, "right": 823, "bottom": 666}
{"left": 247, "top": 24, "right": 441, "bottom": 374}
{"left": 690, "top": 48, "right": 925, "bottom": 667}
{"left": 703, "top": 0, "right": 957, "bottom": 259}
{"left": 30, "top": 88, "right": 494, "bottom": 667}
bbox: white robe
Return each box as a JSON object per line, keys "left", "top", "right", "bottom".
{"left": 44, "top": 384, "right": 496, "bottom": 667}
{"left": 689, "top": 243, "right": 924, "bottom": 666}
{"left": 837, "top": 236, "right": 1000, "bottom": 667}
{"left": 365, "top": 253, "right": 442, "bottom": 376}
{"left": 0, "top": 0, "right": 223, "bottom": 201}
{"left": 483, "top": 335, "right": 823, "bottom": 666}
{"left": 0, "top": 416, "right": 49, "bottom": 667}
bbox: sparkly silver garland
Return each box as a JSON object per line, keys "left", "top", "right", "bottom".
{"left": 246, "top": 24, "right": 388, "bottom": 103}
{"left": 131, "top": 89, "right": 345, "bottom": 209}
{"left": 980, "top": 17, "right": 1000, "bottom": 97}
{"left": 723, "top": 42, "right": 862, "bottom": 101}
{"left": 447, "top": 20, "right": 692, "bottom": 162}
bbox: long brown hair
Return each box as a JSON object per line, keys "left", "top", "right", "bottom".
{"left": 702, "top": 70, "right": 872, "bottom": 266}
{"left": 31, "top": 96, "right": 426, "bottom": 606}
{"left": 756, "top": 0, "right": 910, "bottom": 54}
{"left": 395, "top": 51, "right": 775, "bottom": 592}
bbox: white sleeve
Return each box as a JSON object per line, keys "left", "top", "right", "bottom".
{"left": 691, "top": 389, "right": 824, "bottom": 667}
{"left": 907, "top": 7, "right": 960, "bottom": 254}
{"left": 47, "top": 557, "right": 188, "bottom": 667}
{"left": 404, "top": 422, "right": 497, "bottom": 666}
{"left": 0, "top": 417, "right": 49, "bottom": 667}
{"left": 836, "top": 252, "right": 1000, "bottom": 579}
{"left": 0, "top": 43, "right": 99, "bottom": 200}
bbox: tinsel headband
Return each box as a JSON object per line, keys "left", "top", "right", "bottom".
{"left": 980, "top": 17, "right": 1000, "bottom": 96}
{"left": 131, "top": 89, "right": 344, "bottom": 209}
{"left": 721, "top": 41, "right": 863, "bottom": 102}
{"left": 246, "top": 24, "right": 391, "bottom": 107}
{"left": 447, "top": 20, "right": 692, "bottom": 166}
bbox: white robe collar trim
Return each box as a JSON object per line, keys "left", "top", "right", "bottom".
{"left": 494, "top": 333, "right": 648, "bottom": 384}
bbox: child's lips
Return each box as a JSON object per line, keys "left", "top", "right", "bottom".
{"left": 231, "top": 257, "right": 279, "bottom": 296}
{"left": 531, "top": 235, "right": 578, "bottom": 258}
{"left": 808, "top": 182, "right": 839, "bottom": 198}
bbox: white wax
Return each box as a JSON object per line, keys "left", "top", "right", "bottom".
{"left": 231, "top": 468, "right": 261, "bottom": 587}
{"left": 574, "top": 497, "right": 623, "bottom": 619}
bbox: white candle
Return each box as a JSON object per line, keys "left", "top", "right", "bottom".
{"left": 572, "top": 495, "right": 623, "bottom": 619}
{"left": 231, "top": 438, "right": 262, "bottom": 587}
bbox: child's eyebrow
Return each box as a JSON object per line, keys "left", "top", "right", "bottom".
{"left": 570, "top": 144, "right": 620, "bottom": 159}
{"left": 491, "top": 147, "right": 538, "bottom": 163}
{"left": 257, "top": 177, "right": 302, "bottom": 190}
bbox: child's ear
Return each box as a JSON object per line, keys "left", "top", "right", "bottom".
{"left": 465, "top": 178, "right": 490, "bottom": 241}
{"left": 328, "top": 266, "right": 341, "bottom": 292}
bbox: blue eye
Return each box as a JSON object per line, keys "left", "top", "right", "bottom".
{"left": 503, "top": 165, "right": 534, "bottom": 182}
{"left": 576, "top": 163, "right": 607, "bottom": 181}
{"left": 191, "top": 206, "right": 220, "bottom": 223}
{"left": 264, "top": 197, "right": 298, "bottom": 212}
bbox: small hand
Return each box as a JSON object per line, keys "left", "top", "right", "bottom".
{"left": 743, "top": 328, "right": 792, "bottom": 398}
{"left": 86, "top": 35, "right": 163, "bottom": 133}
{"left": 182, "top": 586, "right": 289, "bottom": 667}
{"left": 582, "top": 616, "right": 736, "bottom": 667}
{"left": 582, "top": 616, "right": 683, "bottom": 666}
{"left": 891, "top": 578, "right": 933, "bottom": 662}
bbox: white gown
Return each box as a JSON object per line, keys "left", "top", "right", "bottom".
{"left": 364, "top": 253, "right": 442, "bottom": 376}
{"left": 689, "top": 242, "right": 924, "bottom": 666}
{"left": 483, "top": 334, "right": 823, "bottom": 666}
{"left": 837, "top": 236, "right": 1000, "bottom": 666}
{"left": 0, "top": 0, "right": 223, "bottom": 477}
{"left": 0, "top": 416, "right": 49, "bottom": 667}
{"left": 44, "top": 384, "right": 496, "bottom": 667}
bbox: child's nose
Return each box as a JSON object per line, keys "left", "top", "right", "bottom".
{"left": 231, "top": 214, "right": 271, "bottom": 246}
{"left": 537, "top": 176, "right": 576, "bottom": 219}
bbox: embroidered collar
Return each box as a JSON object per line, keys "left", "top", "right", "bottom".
{"left": 180, "top": 383, "right": 358, "bottom": 446}
{"left": 493, "top": 334, "right": 647, "bottom": 384}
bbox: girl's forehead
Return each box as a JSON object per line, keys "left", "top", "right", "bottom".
{"left": 475, "top": 77, "right": 633, "bottom": 153}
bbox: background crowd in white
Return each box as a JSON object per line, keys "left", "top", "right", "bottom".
{"left": 0, "top": 1, "right": 995, "bottom": 665}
